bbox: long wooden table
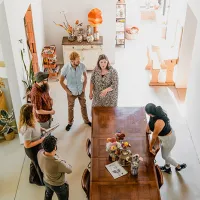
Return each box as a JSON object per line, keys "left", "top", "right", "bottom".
{"left": 90, "top": 107, "right": 161, "bottom": 200}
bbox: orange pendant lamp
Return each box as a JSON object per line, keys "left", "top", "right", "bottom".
{"left": 88, "top": 8, "right": 103, "bottom": 33}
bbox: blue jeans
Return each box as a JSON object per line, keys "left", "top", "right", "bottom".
{"left": 44, "top": 181, "right": 69, "bottom": 200}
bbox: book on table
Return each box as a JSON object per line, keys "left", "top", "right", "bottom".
{"left": 105, "top": 161, "right": 128, "bottom": 179}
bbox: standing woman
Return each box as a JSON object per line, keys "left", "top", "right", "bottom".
{"left": 145, "top": 103, "right": 187, "bottom": 174}
{"left": 89, "top": 54, "right": 118, "bottom": 107}
{"left": 19, "top": 104, "right": 45, "bottom": 185}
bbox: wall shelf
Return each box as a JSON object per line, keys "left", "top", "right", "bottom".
{"left": 116, "top": 2, "right": 126, "bottom": 47}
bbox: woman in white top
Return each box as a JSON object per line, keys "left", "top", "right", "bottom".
{"left": 19, "top": 104, "right": 45, "bottom": 186}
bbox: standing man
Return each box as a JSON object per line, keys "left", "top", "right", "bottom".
{"left": 31, "top": 72, "right": 55, "bottom": 129}
{"left": 60, "top": 51, "right": 91, "bottom": 131}
{"left": 38, "top": 135, "right": 72, "bottom": 200}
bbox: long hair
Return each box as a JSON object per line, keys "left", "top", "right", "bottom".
{"left": 19, "top": 104, "right": 35, "bottom": 130}
{"left": 145, "top": 103, "right": 169, "bottom": 123}
{"left": 96, "top": 54, "right": 111, "bottom": 70}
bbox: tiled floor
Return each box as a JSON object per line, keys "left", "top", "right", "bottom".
{"left": 1, "top": 27, "right": 200, "bottom": 200}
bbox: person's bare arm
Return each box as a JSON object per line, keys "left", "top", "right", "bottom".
{"left": 89, "top": 82, "right": 94, "bottom": 100}
{"left": 60, "top": 75, "right": 72, "bottom": 95}
{"left": 35, "top": 109, "right": 55, "bottom": 115}
{"left": 24, "top": 137, "right": 44, "bottom": 148}
{"left": 83, "top": 72, "right": 87, "bottom": 92}
{"left": 149, "top": 120, "right": 165, "bottom": 151}
{"left": 146, "top": 124, "right": 151, "bottom": 134}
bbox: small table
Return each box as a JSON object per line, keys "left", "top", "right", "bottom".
{"left": 90, "top": 107, "right": 161, "bottom": 200}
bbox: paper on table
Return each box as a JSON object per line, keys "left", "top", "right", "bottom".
{"left": 105, "top": 161, "right": 128, "bottom": 179}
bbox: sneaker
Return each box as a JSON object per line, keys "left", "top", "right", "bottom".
{"left": 65, "top": 124, "right": 72, "bottom": 131}
{"left": 86, "top": 122, "right": 92, "bottom": 127}
{"left": 159, "top": 166, "right": 172, "bottom": 174}
{"left": 175, "top": 163, "right": 187, "bottom": 172}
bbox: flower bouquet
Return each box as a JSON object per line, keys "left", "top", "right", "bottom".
{"left": 106, "top": 137, "right": 121, "bottom": 162}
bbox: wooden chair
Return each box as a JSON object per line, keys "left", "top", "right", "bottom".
{"left": 155, "top": 164, "right": 164, "bottom": 188}
{"left": 81, "top": 168, "right": 90, "bottom": 199}
{"left": 86, "top": 138, "right": 91, "bottom": 158}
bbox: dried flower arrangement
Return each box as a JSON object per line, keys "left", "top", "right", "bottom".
{"left": 54, "top": 11, "right": 83, "bottom": 37}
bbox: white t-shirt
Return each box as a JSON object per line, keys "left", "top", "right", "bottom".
{"left": 20, "top": 123, "right": 41, "bottom": 142}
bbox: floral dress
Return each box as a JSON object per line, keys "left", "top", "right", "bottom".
{"left": 91, "top": 66, "right": 118, "bottom": 107}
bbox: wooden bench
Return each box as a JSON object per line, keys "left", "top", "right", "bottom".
{"left": 147, "top": 45, "right": 178, "bottom": 86}
{"left": 149, "top": 52, "right": 161, "bottom": 85}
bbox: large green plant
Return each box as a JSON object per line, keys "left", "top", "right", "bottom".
{"left": 21, "top": 50, "right": 35, "bottom": 91}
{"left": 0, "top": 109, "right": 17, "bottom": 140}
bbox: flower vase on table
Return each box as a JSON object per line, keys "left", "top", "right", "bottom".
{"left": 68, "top": 34, "right": 76, "bottom": 42}
{"left": 129, "top": 154, "right": 143, "bottom": 176}
{"left": 106, "top": 137, "right": 121, "bottom": 162}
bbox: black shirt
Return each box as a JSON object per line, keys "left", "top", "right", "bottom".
{"left": 149, "top": 117, "right": 171, "bottom": 136}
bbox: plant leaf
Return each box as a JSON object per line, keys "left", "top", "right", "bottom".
{"left": 0, "top": 126, "right": 9, "bottom": 135}
{"left": 0, "top": 110, "right": 8, "bottom": 118}
{"left": 0, "top": 118, "right": 7, "bottom": 125}
{"left": 22, "top": 80, "right": 28, "bottom": 88}
{"left": 21, "top": 50, "right": 29, "bottom": 84}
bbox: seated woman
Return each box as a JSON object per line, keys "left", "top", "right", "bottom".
{"left": 145, "top": 103, "right": 187, "bottom": 174}
{"left": 19, "top": 104, "right": 45, "bottom": 185}
{"left": 89, "top": 54, "right": 118, "bottom": 107}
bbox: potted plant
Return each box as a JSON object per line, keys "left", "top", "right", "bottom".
{"left": 21, "top": 50, "right": 35, "bottom": 103}
{"left": 0, "top": 109, "right": 17, "bottom": 141}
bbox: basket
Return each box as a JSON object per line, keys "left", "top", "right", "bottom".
{"left": 125, "top": 27, "right": 139, "bottom": 40}
{"left": 4, "top": 131, "right": 15, "bottom": 141}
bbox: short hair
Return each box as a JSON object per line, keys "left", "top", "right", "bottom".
{"left": 69, "top": 51, "right": 80, "bottom": 61}
{"left": 42, "top": 135, "right": 57, "bottom": 153}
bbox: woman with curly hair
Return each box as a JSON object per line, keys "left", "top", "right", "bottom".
{"left": 145, "top": 103, "right": 187, "bottom": 174}
{"left": 19, "top": 103, "right": 45, "bottom": 185}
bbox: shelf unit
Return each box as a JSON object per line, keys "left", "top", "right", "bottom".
{"left": 41, "top": 45, "right": 60, "bottom": 79}
{"left": 116, "top": 2, "right": 126, "bottom": 47}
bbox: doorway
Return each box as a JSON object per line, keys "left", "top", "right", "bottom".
{"left": 24, "top": 5, "right": 39, "bottom": 73}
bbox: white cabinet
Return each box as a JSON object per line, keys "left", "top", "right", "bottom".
{"left": 62, "top": 37, "right": 103, "bottom": 70}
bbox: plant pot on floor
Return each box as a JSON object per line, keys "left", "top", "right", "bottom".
{"left": 4, "top": 130, "right": 15, "bottom": 141}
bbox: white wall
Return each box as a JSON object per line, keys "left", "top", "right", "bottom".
{"left": 185, "top": 23, "right": 200, "bottom": 160}
{"left": 166, "top": 0, "right": 187, "bottom": 45}
{"left": 0, "top": 42, "right": 7, "bottom": 78}
{"left": 0, "top": 1, "right": 22, "bottom": 125}
{"left": 185, "top": 0, "right": 200, "bottom": 160}
{"left": 0, "top": 0, "right": 45, "bottom": 143}
{"left": 0, "top": 43, "right": 3, "bottom": 60}
{"left": 175, "top": 5, "right": 197, "bottom": 88}
{"left": 126, "top": 0, "right": 140, "bottom": 27}
{"left": 42, "top": 0, "right": 116, "bottom": 64}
